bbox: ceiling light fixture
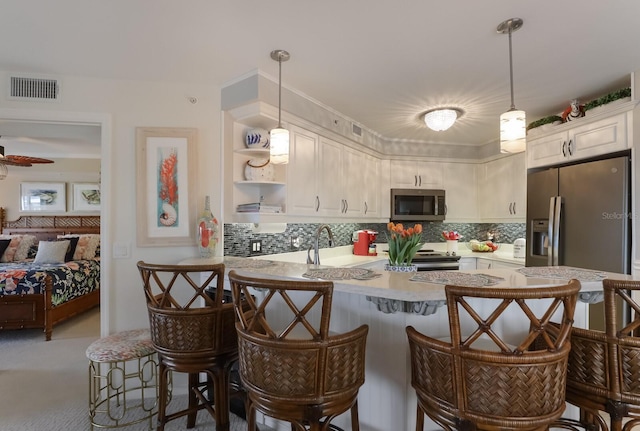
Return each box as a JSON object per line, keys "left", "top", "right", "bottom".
{"left": 423, "top": 108, "right": 463, "bottom": 132}
{"left": 269, "top": 49, "right": 290, "bottom": 165}
{"left": 497, "top": 17, "right": 526, "bottom": 154}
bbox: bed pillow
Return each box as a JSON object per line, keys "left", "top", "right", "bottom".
{"left": 58, "top": 234, "right": 100, "bottom": 260}
{"left": 34, "top": 240, "right": 70, "bottom": 264}
{"left": 0, "top": 239, "right": 11, "bottom": 261}
{"left": 0, "top": 234, "right": 37, "bottom": 262}
{"left": 59, "top": 236, "right": 80, "bottom": 262}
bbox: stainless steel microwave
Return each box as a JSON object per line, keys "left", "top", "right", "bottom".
{"left": 390, "top": 188, "right": 446, "bottom": 221}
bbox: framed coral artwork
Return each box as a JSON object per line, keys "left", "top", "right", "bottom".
{"left": 135, "top": 127, "right": 198, "bottom": 247}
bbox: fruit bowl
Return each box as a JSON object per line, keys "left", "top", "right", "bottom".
{"left": 466, "top": 240, "right": 500, "bottom": 253}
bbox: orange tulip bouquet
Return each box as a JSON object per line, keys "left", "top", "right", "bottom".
{"left": 386, "top": 222, "right": 424, "bottom": 267}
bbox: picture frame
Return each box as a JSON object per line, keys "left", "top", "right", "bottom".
{"left": 20, "top": 182, "right": 67, "bottom": 212}
{"left": 135, "top": 127, "right": 198, "bottom": 247}
{"left": 72, "top": 183, "right": 101, "bottom": 212}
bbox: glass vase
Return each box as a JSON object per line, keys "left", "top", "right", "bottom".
{"left": 384, "top": 264, "right": 418, "bottom": 273}
{"left": 446, "top": 240, "right": 458, "bottom": 255}
{"left": 196, "top": 196, "right": 219, "bottom": 258}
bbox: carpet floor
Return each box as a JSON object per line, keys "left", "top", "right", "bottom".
{"left": 0, "top": 308, "right": 255, "bottom": 431}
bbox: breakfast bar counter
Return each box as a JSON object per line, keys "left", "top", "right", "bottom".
{"left": 180, "top": 255, "right": 632, "bottom": 431}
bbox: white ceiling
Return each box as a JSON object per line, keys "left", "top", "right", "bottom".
{"left": 1, "top": 0, "right": 639, "bottom": 154}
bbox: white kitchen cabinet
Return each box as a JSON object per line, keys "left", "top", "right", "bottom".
{"left": 458, "top": 257, "right": 476, "bottom": 270}
{"left": 318, "top": 137, "right": 344, "bottom": 216}
{"left": 289, "top": 128, "right": 382, "bottom": 220}
{"left": 476, "top": 258, "right": 523, "bottom": 270}
{"left": 287, "top": 125, "right": 321, "bottom": 215}
{"left": 478, "top": 152, "right": 526, "bottom": 222}
{"left": 442, "top": 162, "right": 478, "bottom": 222}
{"left": 390, "top": 160, "right": 443, "bottom": 189}
{"left": 342, "top": 145, "right": 367, "bottom": 217}
{"left": 363, "top": 154, "right": 381, "bottom": 217}
{"left": 527, "top": 110, "right": 630, "bottom": 169}
{"left": 318, "top": 137, "right": 382, "bottom": 219}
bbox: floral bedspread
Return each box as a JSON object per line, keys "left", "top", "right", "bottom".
{"left": 0, "top": 259, "right": 100, "bottom": 307}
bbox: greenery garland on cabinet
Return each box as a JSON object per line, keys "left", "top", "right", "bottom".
{"left": 527, "top": 87, "right": 631, "bottom": 132}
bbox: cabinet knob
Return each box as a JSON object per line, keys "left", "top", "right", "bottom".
{"left": 562, "top": 141, "right": 567, "bottom": 157}
{"left": 568, "top": 139, "right": 573, "bottom": 156}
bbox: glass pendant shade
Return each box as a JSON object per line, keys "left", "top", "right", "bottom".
{"left": 269, "top": 49, "right": 290, "bottom": 165}
{"left": 500, "top": 109, "right": 526, "bottom": 153}
{"left": 424, "top": 109, "right": 458, "bottom": 131}
{"left": 498, "top": 18, "right": 526, "bottom": 154}
{"left": 269, "top": 127, "right": 290, "bottom": 165}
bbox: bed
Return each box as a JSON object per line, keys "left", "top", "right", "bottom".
{"left": 0, "top": 207, "right": 101, "bottom": 340}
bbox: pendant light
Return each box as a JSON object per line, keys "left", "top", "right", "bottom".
{"left": 497, "top": 18, "right": 526, "bottom": 154}
{"left": 269, "top": 49, "right": 290, "bottom": 165}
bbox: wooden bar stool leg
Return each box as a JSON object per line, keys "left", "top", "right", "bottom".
{"left": 416, "top": 404, "right": 424, "bottom": 431}
{"left": 156, "top": 364, "right": 170, "bottom": 431}
{"left": 187, "top": 373, "right": 199, "bottom": 428}
{"left": 351, "top": 401, "right": 360, "bottom": 431}
{"left": 212, "top": 368, "right": 231, "bottom": 431}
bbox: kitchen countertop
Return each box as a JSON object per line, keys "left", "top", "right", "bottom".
{"left": 251, "top": 242, "right": 526, "bottom": 268}
{"left": 181, "top": 248, "right": 625, "bottom": 305}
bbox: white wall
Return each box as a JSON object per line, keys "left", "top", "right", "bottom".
{"left": 0, "top": 71, "right": 223, "bottom": 334}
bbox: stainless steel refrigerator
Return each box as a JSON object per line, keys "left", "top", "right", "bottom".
{"left": 525, "top": 154, "right": 632, "bottom": 328}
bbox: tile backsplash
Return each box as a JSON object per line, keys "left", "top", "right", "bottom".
{"left": 224, "top": 222, "right": 525, "bottom": 257}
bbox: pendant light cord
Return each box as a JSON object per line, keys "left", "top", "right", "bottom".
{"left": 277, "top": 56, "right": 283, "bottom": 128}
{"left": 508, "top": 27, "right": 515, "bottom": 110}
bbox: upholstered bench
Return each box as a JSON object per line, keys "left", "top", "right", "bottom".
{"left": 86, "top": 328, "right": 159, "bottom": 430}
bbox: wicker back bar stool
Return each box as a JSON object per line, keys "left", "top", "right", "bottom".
{"left": 228, "top": 270, "right": 369, "bottom": 431}
{"left": 406, "top": 279, "right": 581, "bottom": 431}
{"left": 137, "top": 261, "right": 241, "bottom": 431}
{"left": 558, "top": 279, "right": 640, "bottom": 431}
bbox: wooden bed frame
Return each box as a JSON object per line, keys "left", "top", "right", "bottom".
{"left": 0, "top": 207, "right": 101, "bottom": 340}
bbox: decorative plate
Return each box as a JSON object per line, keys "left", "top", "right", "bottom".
{"left": 244, "top": 158, "right": 275, "bottom": 181}
{"left": 245, "top": 128, "right": 270, "bottom": 149}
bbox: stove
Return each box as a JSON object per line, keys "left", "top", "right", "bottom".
{"left": 384, "top": 249, "right": 461, "bottom": 271}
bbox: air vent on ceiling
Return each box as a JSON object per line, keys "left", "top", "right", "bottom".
{"left": 9, "top": 75, "right": 60, "bottom": 101}
{"left": 352, "top": 123, "right": 362, "bottom": 137}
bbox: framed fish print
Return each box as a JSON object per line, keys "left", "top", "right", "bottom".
{"left": 72, "top": 183, "right": 101, "bottom": 212}
{"left": 135, "top": 127, "right": 198, "bottom": 247}
{"left": 20, "top": 182, "right": 67, "bottom": 212}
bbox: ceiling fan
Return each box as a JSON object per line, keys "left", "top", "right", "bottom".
{"left": 0, "top": 145, "right": 55, "bottom": 167}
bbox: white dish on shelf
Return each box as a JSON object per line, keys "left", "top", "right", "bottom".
{"left": 244, "top": 158, "right": 275, "bottom": 181}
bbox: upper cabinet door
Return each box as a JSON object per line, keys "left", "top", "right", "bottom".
{"left": 442, "top": 162, "right": 478, "bottom": 222}
{"left": 390, "top": 160, "right": 443, "bottom": 189}
{"left": 363, "top": 154, "right": 381, "bottom": 217}
{"left": 478, "top": 152, "right": 526, "bottom": 222}
{"left": 287, "top": 125, "right": 320, "bottom": 215}
{"left": 342, "top": 146, "right": 366, "bottom": 217}
{"left": 318, "top": 137, "right": 344, "bottom": 216}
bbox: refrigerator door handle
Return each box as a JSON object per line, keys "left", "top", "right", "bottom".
{"left": 547, "top": 197, "right": 556, "bottom": 266}
{"left": 552, "top": 196, "right": 562, "bottom": 266}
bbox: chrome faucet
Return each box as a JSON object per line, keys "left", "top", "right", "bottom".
{"left": 306, "top": 224, "right": 335, "bottom": 265}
